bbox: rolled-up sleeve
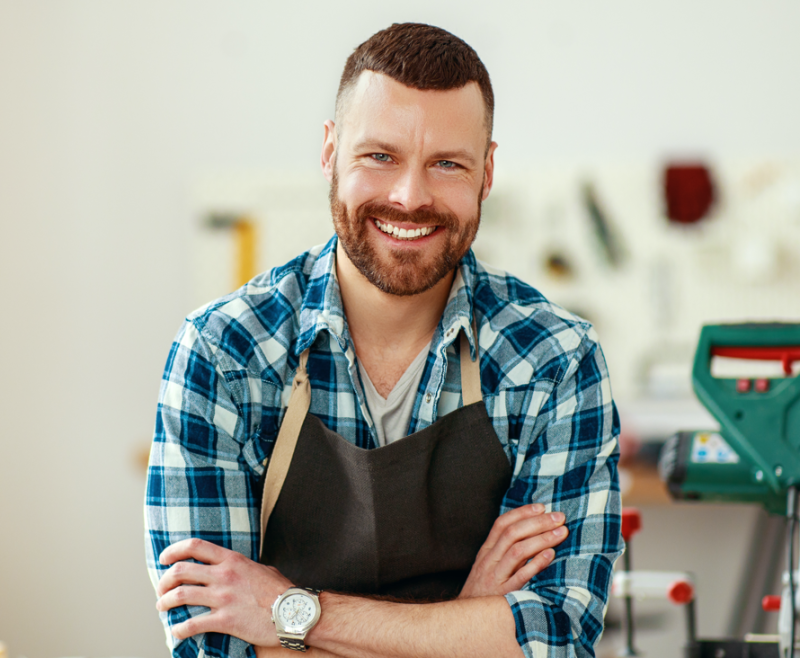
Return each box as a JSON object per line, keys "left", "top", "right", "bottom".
{"left": 501, "top": 328, "right": 623, "bottom": 658}
{"left": 144, "top": 319, "right": 264, "bottom": 658}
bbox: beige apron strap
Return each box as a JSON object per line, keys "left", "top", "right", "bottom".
{"left": 460, "top": 319, "right": 482, "bottom": 406}
{"left": 259, "top": 349, "right": 311, "bottom": 559}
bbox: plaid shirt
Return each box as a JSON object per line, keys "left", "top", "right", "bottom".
{"left": 145, "top": 235, "right": 622, "bottom": 658}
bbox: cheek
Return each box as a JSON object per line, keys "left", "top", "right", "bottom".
{"left": 437, "top": 180, "right": 482, "bottom": 219}
{"left": 339, "top": 168, "right": 389, "bottom": 206}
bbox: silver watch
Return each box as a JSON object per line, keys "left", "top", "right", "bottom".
{"left": 271, "top": 587, "right": 322, "bottom": 652}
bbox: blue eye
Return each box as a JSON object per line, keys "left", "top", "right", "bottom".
{"left": 372, "top": 153, "right": 391, "bottom": 162}
{"left": 438, "top": 161, "right": 457, "bottom": 169}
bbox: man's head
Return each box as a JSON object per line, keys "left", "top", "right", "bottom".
{"left": 335, "top": 23, "right": 494, "bottom": 150}
{"left": 322, "top": 23, "right": 497, "bottom": 297}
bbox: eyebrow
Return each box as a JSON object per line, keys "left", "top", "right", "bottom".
{"left": 353, "top": 140, "right": 479, "bottom": 168}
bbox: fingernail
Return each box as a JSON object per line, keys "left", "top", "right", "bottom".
{"left": 543, "top": 549, "right": 555, "bottom": 560}
{"left": 531, "top": 504, "right": 545, "bottom": 513}
{"left": 550, "top": 512, "right": 564, "bottom": 523}
{"left": 553, "top": 526, "right": 567, "bottom": 537}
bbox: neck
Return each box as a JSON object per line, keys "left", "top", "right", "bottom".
{"left": 335, "top": 242, "right": 453, "bottom": 359}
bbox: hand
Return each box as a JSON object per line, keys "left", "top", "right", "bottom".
{"left": 156, "top": 538, "right": 293, "bottom": 646}
{"left": 458, "top": 503, "right": 568, "bottom": 599}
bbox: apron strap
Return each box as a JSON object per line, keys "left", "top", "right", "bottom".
{"left": 259, "top": 349, "right": 311, "bottom": 559}
{"left": 258, "top": 318, "right": 483, "bottom": 556}
{"left": 460, "top": 320, "right": 482, "bottom": 406}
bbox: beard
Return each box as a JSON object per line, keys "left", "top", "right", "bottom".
{"left": 329, "top": 170, "right": 482, "bottom": 296}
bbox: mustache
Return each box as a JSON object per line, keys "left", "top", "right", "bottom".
{"left": 356, "top": 201, "right": 458, "bottom": 228}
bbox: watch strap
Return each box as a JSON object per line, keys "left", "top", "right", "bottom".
{"left": 278, "top": 637, "right": 308, "bottom": 652}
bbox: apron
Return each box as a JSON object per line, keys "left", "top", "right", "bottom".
{"left": 258, "top": 327, "right": 512, "bottom": 601}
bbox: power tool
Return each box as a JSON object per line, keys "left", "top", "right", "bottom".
{"left": 658, "top": 322, "right": 800, "bottom": 658}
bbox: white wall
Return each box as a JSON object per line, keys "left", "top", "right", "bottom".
{"left": 1, "top": 2, "right": 799, "bottom": 657}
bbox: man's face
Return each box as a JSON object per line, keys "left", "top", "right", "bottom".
{"left": 323, "top": 72, "right": 496, "bottom": 296}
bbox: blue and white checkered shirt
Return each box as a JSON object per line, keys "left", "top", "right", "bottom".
{"left": 145, "top": 235, "right": 622, "bottom": 658}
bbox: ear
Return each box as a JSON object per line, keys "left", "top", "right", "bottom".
{"left": 481, "top": 142, "right": 498, "bottom": 201}
{"left": 321, "top": 120, "right": 337, "bottom": 183}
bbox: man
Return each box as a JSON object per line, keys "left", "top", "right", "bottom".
{"left": 146, "top": 23, "right": 622, "bottom": 658}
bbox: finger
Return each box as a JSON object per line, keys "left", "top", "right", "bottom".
{"left": 170, "top": 610, "right": 229, "bottom": 641}
{"left": 157, "top": 561, "right": 214, "bottom": 596}
{"left": 160, "top": 538, "right": 229, "bottom": 567}
{"left": 506, "top": 548, "right": 556, "bottom": 592}
{"left": 488, "top": 512, "right": 566, "bottom": 564}
{"left": 480, "top": 504, "right": 546, "bottom": 554}
{"left": 157, "top": 584, "right": 216, "bottom": 613}
{"left": 495, "top": 525, "right": 568, "bottom": 580}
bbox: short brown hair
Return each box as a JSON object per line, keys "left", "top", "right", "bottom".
{"left": 336, "top": 23, "right": 494, "bottom": 142}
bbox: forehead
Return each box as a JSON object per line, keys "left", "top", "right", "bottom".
{"left": 338, "top": 71, "right": 487, "bottom": 154}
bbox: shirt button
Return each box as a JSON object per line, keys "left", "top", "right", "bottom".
{"left": 446, "top": 328, "right": 454, "bottom": 337}
{"left": 425, "top": 393, "right": 432, "bottom": 403}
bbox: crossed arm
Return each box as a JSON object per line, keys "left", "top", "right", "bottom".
{"left": 155, "top": 503, "right": 569, "bottom": 658}
{"left": 148, "top": 320, "right": 621, "bottom": 658}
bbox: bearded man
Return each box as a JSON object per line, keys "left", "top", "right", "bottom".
{"left": 146, "top": 22, "right": 622, "bottom": 658}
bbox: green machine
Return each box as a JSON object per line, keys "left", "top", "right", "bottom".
{"left": 656, "top": 323, "right": 800, "bottom": 658}
{"left": 660, "top": 323, "right": 800, "bottom": 515}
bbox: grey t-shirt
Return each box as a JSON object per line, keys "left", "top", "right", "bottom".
{"left": 358, "top": 342, "right": 431, "bottom": 447}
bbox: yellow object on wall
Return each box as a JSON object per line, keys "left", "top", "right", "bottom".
{"left": 233, "top": 217, "right": 257, "bottom": 287}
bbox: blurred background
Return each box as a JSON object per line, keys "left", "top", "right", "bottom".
{"left": 1, "top": 2, "right": 799, "bottom": 657}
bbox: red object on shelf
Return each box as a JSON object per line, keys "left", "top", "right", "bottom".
{"left": 664, "top": 164, "right": 715, "bottom": 224}
{"left": 711, "top": 345, "right": 800, "bottom": 377}
{"left": 621, "top": 508, "right": 642, "bottom": 542}
{"left": 736, "top": 379, "right": 752, "bottom": 393}
{"left": 762, "top": 595, "right": 781, "bottom": 612}
{"left": 668, "top": 580, "right": 695, "bottom": 605}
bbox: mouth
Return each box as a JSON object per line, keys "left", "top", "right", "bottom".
{"left": 373, "top": 219, "right": 437, "bottom": 241}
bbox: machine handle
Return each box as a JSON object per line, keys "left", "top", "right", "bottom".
{"left": 612, "top": 571, "right": 695, "bottom": 604}
{"left": 711, "top": 346, "right": 800, "bottom": 377}
{"left": 621, "top": 508, "right": 642, "bottom": 542}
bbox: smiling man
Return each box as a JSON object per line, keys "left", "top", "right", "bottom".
{"left": 146, "top": 23, "right": 622, "bottom": 658}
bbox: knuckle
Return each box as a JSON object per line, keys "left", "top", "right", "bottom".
{"left": 501, "top": 524, "right": 524, "bottom": 545}
{"left": 188, "top": 537, "right": 204, "bottom": 551}
{"left": 183, "top": 618, "right": 197, "bottom": 636}
{"left": 508, "top": 543, "right": 525, "bottom": 560}
{"left": 220, "top": 566, "right": 236, "bottom": 585}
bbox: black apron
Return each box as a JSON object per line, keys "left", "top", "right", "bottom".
{"left": 259, "top": 328, "right": 512, "bottom": 601}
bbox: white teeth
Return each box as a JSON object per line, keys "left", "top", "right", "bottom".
{"left": 374, "top": 219, "right": 435, "bottom": 241}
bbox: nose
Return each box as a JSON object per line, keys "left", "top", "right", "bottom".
{"left": 387, "top": 166, "right": 434, "bottom": 211}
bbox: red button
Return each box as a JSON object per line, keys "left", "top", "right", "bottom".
{"left": 621, "top": 508, "right": 642, "bottom": 542}
{"left": 736, "top": 379, "right": 751, "bottom": 393}
{"left": 755, "top": 379, "right": 770, "bottom": 393}
{"left": 762, "top": 595, "right": 781, "bottom": 612}
{"left": 668, "top": 581, "right": 694, "bottom": 605}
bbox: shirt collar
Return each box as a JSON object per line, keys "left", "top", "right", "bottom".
{"left": 295, "top": 234, "right": 478, "bottom": 358}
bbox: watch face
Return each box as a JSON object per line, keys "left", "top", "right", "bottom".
{"left": 277, "top": 593, "right": 317, "bottom": 632}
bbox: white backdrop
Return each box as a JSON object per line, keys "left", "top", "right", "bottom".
{"left": 1, "top": 2, "right": 799, "bottom": 657}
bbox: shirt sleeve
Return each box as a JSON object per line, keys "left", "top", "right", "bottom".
{"left": 501, "top": 328, "right": 623, "bottom": 658}
{"left": 144, "top": 319, "right": 264, "bottom": 658}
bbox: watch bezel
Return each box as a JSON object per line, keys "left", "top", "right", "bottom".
{"left": 272, "top": 587, "right": 321, "bottom": 636}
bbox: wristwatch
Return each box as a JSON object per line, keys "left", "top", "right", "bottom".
{"left": 271, "top": 587, "right": 322, "bottom": 652}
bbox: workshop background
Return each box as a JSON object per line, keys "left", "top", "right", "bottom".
{"left": 1, "top": 2, "right": 799, "bottom": 657}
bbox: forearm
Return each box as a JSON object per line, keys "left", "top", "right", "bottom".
{"left": 307, "top": 593, "right": 524, "bottom": 658}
